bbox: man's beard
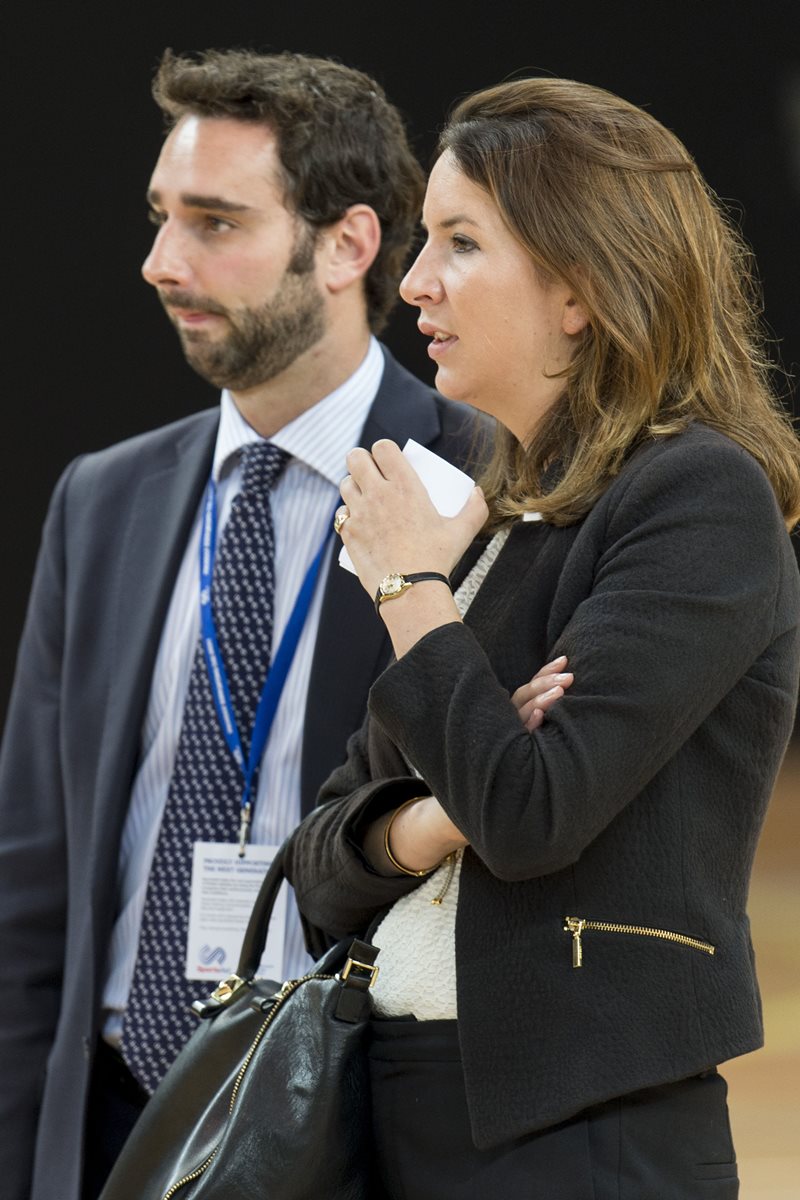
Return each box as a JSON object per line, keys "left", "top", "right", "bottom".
{"left": 161, "top": 234, "right": 326, "bottom": 392}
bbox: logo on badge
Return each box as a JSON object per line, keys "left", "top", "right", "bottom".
{"left": 200, "top": 944, "right": 226, "bottom": 966}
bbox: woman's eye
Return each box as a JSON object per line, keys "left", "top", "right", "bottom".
{"left": 452, "top": 234, "right": 478, "bottom": 253}
{"left": 147, "top": 209, "right": 165, "bottom": 227}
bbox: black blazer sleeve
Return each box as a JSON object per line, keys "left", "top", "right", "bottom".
{"left": 370, "top": 432, "right": 794, "bottom": 878}
{"left": 286, "top": 428, "right": 798, "bottom": 921}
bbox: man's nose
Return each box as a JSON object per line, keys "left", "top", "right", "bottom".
{"left": 141, "top": 221, "right": 193, "bottom": 289}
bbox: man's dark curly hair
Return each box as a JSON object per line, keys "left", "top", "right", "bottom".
{"left": 152, "top": 48, "right": 425, "bottom": 333}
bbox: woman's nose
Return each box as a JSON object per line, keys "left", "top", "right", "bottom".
{"left": 400, "top": 245, "right": 443, "bottom": 307}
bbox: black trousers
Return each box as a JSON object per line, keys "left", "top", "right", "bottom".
{"left": 81, "top": 1040, "right": 149, "bottom": 1200}
{"left": 368, "top": 1019, "right": 739, "bottom": 1200}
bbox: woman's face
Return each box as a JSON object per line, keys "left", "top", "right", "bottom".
{"left": 400, "top": 151, "right": 587, "bottom": 441}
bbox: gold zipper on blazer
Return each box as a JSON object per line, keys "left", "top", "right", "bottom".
{"left": 563, "top": 917, "right": 716, "bottom": 969}
{"left": 160, "top": 971, "right": 335, "bottom": 1199}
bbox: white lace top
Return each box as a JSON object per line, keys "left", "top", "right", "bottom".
{"left": 371, "top": 527, "right": 511, "bottom": 1019}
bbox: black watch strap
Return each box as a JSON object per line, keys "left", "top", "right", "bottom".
{"left": 374, "top": 571, "right": 451, "bottom": 614}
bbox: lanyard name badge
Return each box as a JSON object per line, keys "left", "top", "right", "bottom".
{"left": 185, "top": 472, "right": 335, "bottom": 979}
{"left": 198, "top": 472, "right": 335, "bottom": 854}
{"left": 185, "top": 474, "right": 334, "bottom": 982}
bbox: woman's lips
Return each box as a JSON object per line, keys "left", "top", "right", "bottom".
{"left": 427, "top": 333, "right": 458, "bottom": 359}
{"left": 419, "top": 323, "right": 458, "bottom": 359}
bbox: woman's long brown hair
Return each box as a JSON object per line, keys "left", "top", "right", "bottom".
{"left": 440, "top": 78, "right": 800, "bottom": 529}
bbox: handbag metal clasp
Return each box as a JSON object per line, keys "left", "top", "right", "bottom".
{"left": 210, "top": 974, "right": 248, "bottom": 1002}
{"left": 339, "top": 957, "right": 380, "bottom": 988}
{"left": 191, "top": 973, "right": 251, "bottom": 1017}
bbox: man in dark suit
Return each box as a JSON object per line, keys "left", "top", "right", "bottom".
{"left": 0, "top": 49, "right": 484, "bottom": 1200}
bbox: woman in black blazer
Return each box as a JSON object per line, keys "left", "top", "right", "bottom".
{"left": 285, "top": 78, "right": 800, "bottom": 1198}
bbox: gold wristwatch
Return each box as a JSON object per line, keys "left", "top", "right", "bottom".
{"left": 374, "top": 571, "right": 450, "bottom": 614}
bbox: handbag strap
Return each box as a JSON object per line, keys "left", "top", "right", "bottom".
{"left": 236, "top": 840, "right": 382, "bottom": 996}
{"left": 192, "top": 843, "right": 289, "bottom": 1018}
{"left": 237, "top": 841, "right": 289, "bottom": 979}
{"left": 193, "top": 838, "right": 382, "bottom": 1021}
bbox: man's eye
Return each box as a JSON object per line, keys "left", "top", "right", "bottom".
{"left": 452, "top": 234, "right": 478, "bottom": 253}
{"left": 206, "top": 216, "right": 233, "bottom": 232}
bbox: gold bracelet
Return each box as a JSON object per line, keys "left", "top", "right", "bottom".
{"left": 383, "top": 797, "right": 437, "bottom": 877}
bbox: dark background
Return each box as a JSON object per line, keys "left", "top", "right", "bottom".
{"left": 4, "top": 0, "right": 799, "bottom": 723}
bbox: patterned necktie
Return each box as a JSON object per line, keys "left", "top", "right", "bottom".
{"left": 122, "top": 442, "right": 289, "bottom": 1093}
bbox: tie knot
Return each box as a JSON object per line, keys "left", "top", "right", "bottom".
{"left": 240, "top": 442, "right": 290, "bottom": 495}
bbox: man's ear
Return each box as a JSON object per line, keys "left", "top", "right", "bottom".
{"left": 319, "top": 204, "right": 381, "bottom": 295}
{"left": 562, "top": 295, "right": 590, "bottom": 336}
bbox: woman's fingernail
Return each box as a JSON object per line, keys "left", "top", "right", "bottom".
{"left": 538, "top": 658, "right": 563, "bottom": 675}
{"left": 554, "top": 673, "right": 572, "bottom": 682}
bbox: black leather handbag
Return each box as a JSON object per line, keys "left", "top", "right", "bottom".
{"left": 99, "top": 844, "right": 380, "bottom": 1200}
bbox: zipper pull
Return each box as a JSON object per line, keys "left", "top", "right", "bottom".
{"left": 564, "top": 917, "right": 586, "bottom": 968}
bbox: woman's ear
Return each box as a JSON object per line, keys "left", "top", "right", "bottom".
{"left": 320, "top": 204, "right": 381, "bottom": 295}
{"left": 562, "top": 295, "right": 590, "bottom": 336}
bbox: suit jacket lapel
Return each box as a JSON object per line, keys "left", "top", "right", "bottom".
{"left": 91, "top": 413, "right": 218, "bottom": 906}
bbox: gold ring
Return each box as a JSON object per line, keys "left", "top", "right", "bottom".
{"left": 333, "top": 506, "right": 350, "bottom": 536}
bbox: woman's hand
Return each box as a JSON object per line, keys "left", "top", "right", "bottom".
{"left": 338, "top": 439, "right": 488, "bottom": 600}
{"left": 511, "top": 655, "right": 574, "bottom": 731}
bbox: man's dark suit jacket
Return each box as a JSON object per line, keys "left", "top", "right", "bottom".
{"left": 284, "top": 423, "right": 800, "bottom": 1150}
{"left": 0, "top": 347, "right": 484, "bottom": 1200}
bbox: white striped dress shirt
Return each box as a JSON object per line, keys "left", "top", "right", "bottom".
{"left": 102, "top": 338, "right": 384, "bottom": 1041}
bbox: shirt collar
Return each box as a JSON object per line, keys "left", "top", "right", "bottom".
{"left": 212, "top": 337, "right": 385, "bottom": 487}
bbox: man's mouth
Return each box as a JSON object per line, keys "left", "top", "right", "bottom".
{"left": 170, "top": 308, "right": 222, "bottom": 325}
{"left": 160, "top": 291, "right": 227, "bottom": 323}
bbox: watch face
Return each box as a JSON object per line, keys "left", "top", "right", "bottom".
{"left": 381, "top": 572, "right": 405, "bottom": 597}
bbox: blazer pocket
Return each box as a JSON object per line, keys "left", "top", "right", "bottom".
{"left": 692, "top": 1160, "right": 738, "bottom": 1180}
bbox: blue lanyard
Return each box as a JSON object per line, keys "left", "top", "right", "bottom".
{"left": 198, "top": 475, "right": 335, "bottom": 854}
